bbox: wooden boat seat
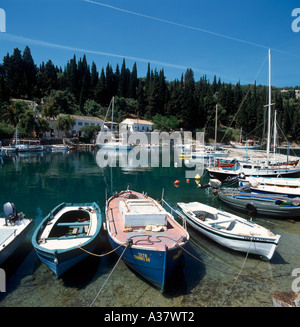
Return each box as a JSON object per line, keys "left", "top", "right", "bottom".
{"left": 57, "top": 221, "right": 90, "bottom": 227}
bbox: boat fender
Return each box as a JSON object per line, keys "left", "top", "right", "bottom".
{"left": 292, "top": 197, "right": 300, "bottom": 206}
{"left": 197, "top": 183, "right": 210, "bottom": 189}
{"left": 246, "top": 203, "right": 257, "bottom": 215}
{"left": 238, "top": 172, "right": 246, "bottom": 179}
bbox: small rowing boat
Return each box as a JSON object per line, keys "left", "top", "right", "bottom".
{"left": 32, "top": 202, "right": 103, "bottom": 276}
{"left": 178, "top": 201, "right": 280, "bottom": 260}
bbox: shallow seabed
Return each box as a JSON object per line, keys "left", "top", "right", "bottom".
{"left": 0, "top": 149, "right": 299, "bottom": 307}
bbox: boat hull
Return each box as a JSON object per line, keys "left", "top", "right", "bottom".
{"left": 183, "top": 213, "right": 279, "bottom": 260}
{"left": 218, "top": 191, "right": 300, "bottom": 218}
{"left": 207, "top": 167, "right": 300, "bottom": 180}
{"left": 0, "top": 219, "right": 32, "bottom": 265}
{"left": 107, "top": 234, "right": 184, "bottom": 290}
{"left": 34, "top": 238, "right": 99, "bottom": 276}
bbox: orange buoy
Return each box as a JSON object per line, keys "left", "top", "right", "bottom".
{"left": 186, "top": 179, "right": 190, "bottom": 183}
{"left": 174, "top": 180, "right": 180, "bottom": 185}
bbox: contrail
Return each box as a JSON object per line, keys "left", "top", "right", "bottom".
{"left": 83, "top": 0, "right": 300, "bottom": 58}
{"left": 0, "top": 32, "right": 220, "bottom": 78}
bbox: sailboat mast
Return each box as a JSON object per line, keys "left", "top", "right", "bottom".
{"left": 266, "top": 49, "right": 271, "bottom": 163}
{"left": 273, "top": 109, "right": 277, "bottom": 159}
{"left": 215, "top": 104, "right": 218, "bottom": 148}
{"left": 111, "top": 96, "right": 114, "bottom": 133}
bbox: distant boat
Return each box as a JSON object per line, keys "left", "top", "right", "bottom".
{"left": 217, "top": 190, "right": 300, "bottom": 218}
{"left": 207, "top": 50, "right": 300, "bottom": 180}
{"left": 105, "top": 189, "right": 189, "bottom": 291}
{"left": 207, "top": 158, "right": 300, "bottom": 180}
{"left": 9, "top": 129, "right": 43, "bottom": 152}
{"left": 230, "top": 139, "right": 264, "bottom": 150}
{"left": 51, "top": 144, "right": 69, "bottom": 152}
{"left": 178, "top": 201, "right": 280, "bottom": 260}
{"left": 96, "top": 97, "right": 135, "bottom": 151}
{"left": 0, "top": 202, "right": 32, "bottom": 265}
{"left": 32, "top": 202, "right": 103, "bottom": 276}
{"left": 239, "top": 176, "right": 300, "bottom": 197}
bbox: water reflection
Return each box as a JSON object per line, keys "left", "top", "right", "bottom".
{"left": 0, "top": 150, "right": 299, "bottom": 307}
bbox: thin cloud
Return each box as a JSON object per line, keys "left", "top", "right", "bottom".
{"left": 83, "top": 0, "right": 300, "bottom": 58}
{"left": 0, "top": 32, "right": 218, "bottom": 77}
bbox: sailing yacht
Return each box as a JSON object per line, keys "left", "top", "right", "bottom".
{"left": 95, "top": 97, "right": 135, "bottom": 150}
{"left": 206, "top": 49, "right": 300, "bottom": 180}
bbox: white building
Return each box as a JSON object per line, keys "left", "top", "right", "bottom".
{"left": 44, "top": 114, "right": 118, "bottom": 138}
{"left": 119, "top": 118, "right": 153, "bottom": 133}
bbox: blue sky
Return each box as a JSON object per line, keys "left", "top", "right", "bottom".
{"left": 0, "top": 0, "right": 300, "bottom": 87}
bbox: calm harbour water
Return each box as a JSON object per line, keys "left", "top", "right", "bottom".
{"left": 0, "top": 148, "right": 299, "bottom": 307}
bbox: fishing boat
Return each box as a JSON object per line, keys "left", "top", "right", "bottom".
{"left": 239, "top": 176, "right": 300, "bottom": 197}
{"left": 32, "top": 202, "right": 103, "bottom": 276}
{"left": 105, "top": 189, "right": 189, "bottom": 291}
{"left": 206, "top": 158, "right": 300, "bottom": 180}
{"left": 217, "top": 190, "right": 300, "bottom": 218}
{"left": 0, "top": 202, "right": 32, "bottom": 265}
{"left": 177, "top": 202, "right": 280, "bottom": 260}
{"left": 230, "top": 139, "right": 264, "bottom": 150}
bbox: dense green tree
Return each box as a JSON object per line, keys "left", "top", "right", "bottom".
{"left": 22, "top": 46, "right": 37, "bottom": 98}
{"left": 54, "top": 114, "right": 75, "bottom": 137}
{"left": 0, "top": 46, "right": 300, "bottom": 142}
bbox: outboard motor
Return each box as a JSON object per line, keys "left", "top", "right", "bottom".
{"left": 3, "top": 202, "right": 22, "bottom": 225}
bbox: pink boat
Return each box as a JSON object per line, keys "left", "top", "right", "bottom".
{"left": 105, "top": 189, "right": 189, "bottom": 291}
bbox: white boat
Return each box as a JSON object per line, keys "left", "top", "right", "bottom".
{"left": 0, "top": 202, "right": 32, "bottom": 265}
{"left": 51, "top": 144, "right": 69, "bottom": 152}
{"left": 177, "top": 201, "right": 280, "bottom": 260}
{"left": 207, "top": 158, "right": 300, "bottom": 180}
{"left": 96, "top": 97, "right": 135, "bottom": 151}
{"left": 240, "top": 176, "right": 300, "bottom": 197}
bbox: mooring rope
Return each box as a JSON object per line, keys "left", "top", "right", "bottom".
{"left": 218, "top": 237, "right": 253, "bottom": 307}
{"left": 77, "top": 242, "right": 127, "bottom": 257}
{"left": 177, "top": 243, "right": 252, "bottom": 278}
{"left": 89, "top": 242, "right": 130, "bottom": 307}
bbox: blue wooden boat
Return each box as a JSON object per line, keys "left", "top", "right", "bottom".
{"left": 217, "top": 190, "right": 300, "bottom": 218}
{"left": 105, "top": 190, "right": 189, "bottom": 291}
{"left": 32, "top": 202, "right": 103, "bottom": 277}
